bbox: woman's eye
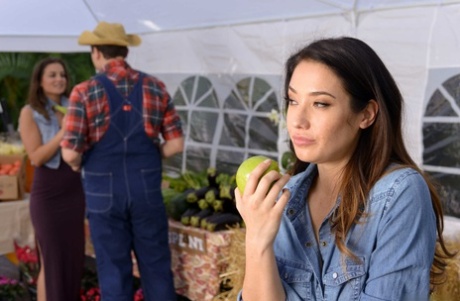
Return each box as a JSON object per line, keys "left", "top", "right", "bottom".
{"left": 314, "top": 102, "right": 329, "bottom": 108}
{"left": 285, "top": 97, "right": 298, "bottom": 105}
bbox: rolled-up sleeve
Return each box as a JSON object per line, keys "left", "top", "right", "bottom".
{"left": 60, "top": 84, "right": 88, "bottom": 153}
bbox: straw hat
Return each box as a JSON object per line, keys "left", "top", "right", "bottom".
{"left": 78, "top": 21, "right": 141, "bottom": 47}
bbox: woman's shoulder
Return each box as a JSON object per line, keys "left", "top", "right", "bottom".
{"left": 19, "top": 104, "right": 31, "bottom": 114}
{"left": 376, "top": 165, "right": 425, "bottom": 190}
{"left": 369, "top": 165, "right": 430, "bottom": 207}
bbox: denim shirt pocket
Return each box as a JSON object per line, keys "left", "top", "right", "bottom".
{"left": 323, "top": 257, "right": 366, "bottom": 301}
{"left": 276, "top": 257, "right": 313, "bottom": 300}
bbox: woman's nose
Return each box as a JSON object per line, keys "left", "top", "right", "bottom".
{"left": 290, "top": 109, "right": 310, "bottom": 129}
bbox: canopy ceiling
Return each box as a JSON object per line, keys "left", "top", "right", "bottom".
{"left": 1, "top": 0, "right": 459, "bottom": 52}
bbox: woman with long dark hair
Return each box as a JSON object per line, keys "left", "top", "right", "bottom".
{"left": 18, "top": 57, "right": 85, "bottom": 301}
{"left": 235, "top": 37, "right": 454, "bottom": 301}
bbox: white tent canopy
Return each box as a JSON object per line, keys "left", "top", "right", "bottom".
{"left": 2, "top": 0, "right": 460, "bottom": 53}
{"left": 1, "top": 0, "right": 460, "bottom": 216}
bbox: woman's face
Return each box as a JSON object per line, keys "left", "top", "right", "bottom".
{"left": 286, "top": 60, "right": 365, "bottom": 168}
{"left": 40, "top": 62, "right": 67, "bottom": 99}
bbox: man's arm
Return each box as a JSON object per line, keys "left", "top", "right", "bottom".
{"left": 160, "top": 136, "right": 184, "bottom": 158}
{"left": 62, "top": 148, "right": 82, "bottom": 172}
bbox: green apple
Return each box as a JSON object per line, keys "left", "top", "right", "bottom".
{"left": 236, "top": 155, "right": 280, "bottom": 194}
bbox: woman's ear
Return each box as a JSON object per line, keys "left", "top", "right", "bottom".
{"left": 360, "top": 99, "right": 379, "bottom": 129}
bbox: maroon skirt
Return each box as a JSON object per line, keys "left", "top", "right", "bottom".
{"left": 29, "top": 158, "right": 85, "bottom": 301}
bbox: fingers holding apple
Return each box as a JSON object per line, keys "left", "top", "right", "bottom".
{"left": 234, "top": 156, "right": 291, "bottom": 247}
{"left": 236, "top": 155, "right": 280, "bottom": 195}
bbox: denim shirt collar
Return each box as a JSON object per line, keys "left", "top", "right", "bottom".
{"left": 46, "top": 96, "right": 69, "bottom": 112}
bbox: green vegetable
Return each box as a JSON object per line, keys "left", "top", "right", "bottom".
{"left": 200, "top": 213, "right": 226, "bottom": 229}
{"left": 180, "top": 207, "right": 200, "bottom": 226}
{"left": 206, "top": 213, "right": 242, "bottom": 232}
{"left": 53, "top": 104, "right": 67, "bottom": 114}
{"left": 190, "top": 208, "right": 213, "bottom": 227}
{"left": 205, "top": 188, "right": 218, "bottom": 204}
{"left": 165, "top": 188, "right": 194, "bottom": 221}
{"left": 281, "top": 151, "right": 295, "bottom": 171}
{"left": 186, "top": 186, "right": 213, "bottom": 203}
{"left": 198, "top": 199, "right": 209, "bottom": 210}
{"left": 162, "top": 188, "right": 180, "bottom": 206}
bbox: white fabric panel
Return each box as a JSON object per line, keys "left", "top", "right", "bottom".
{"left": 428, "top": 4, "right": 460, "bottom": 68}
{"left": 357, "top": 6, "right": 436, "bottom": 165}
{"left": 0, "top": 36, "right": 88, "bottom": 52}
{"left": 0, "top": 199, "right": 34, "bottom": 255}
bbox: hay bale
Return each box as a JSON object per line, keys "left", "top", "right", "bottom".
{"left": 211, "top": 223, "right": 460, "bottom": 301}
{"left": 431, "top": 240, "right": 460, "bottom": 301}
{"left": 213, "top": 227, "right": 246, "bottom": 301}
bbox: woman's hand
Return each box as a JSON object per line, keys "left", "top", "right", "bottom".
{"left": 57, "top": 111, "right": 67, "bottom": 128}
{"left": 235, "top": 159, "right": 291, "bottom": 250}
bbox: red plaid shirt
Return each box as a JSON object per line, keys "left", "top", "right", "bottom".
{"left": 61, "top": 59, "right": 183, "bottom": 152}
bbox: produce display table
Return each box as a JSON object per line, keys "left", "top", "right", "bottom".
{"left": 168, "top": 219, "right": 234, "bottom": 301}
{"left": 0, "top": 198, "right": 34, "bottom": 255}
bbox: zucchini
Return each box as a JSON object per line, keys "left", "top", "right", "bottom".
{"left": 165, "top": 188, "right": 194, "bottom": 221}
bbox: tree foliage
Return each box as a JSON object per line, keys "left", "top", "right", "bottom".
{"left": 0, "top": 52, "right": 93, "bottom": 130}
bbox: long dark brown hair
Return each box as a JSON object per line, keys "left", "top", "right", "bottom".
{"left": 284, "top": 36, "right": 454, "bottom": 288}
{"left": 27, "top": 57, "right": 70, "bottom": 120}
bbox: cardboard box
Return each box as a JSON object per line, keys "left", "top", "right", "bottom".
{"left": 0, "top": 154, "right": 26, "bottom": 201}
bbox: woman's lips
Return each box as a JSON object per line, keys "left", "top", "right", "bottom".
{"left": 291, "top": 135, "right": 314, "bottom": 147}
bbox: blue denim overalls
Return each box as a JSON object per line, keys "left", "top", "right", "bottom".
{"left": 82, "top": 74, "right": 176, "bottom": 301}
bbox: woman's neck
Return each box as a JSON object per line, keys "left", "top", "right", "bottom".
{"left": 46, "top": 94, "right": 61, "bottom": 104}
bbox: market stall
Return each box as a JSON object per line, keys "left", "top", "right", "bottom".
{"left": 168, "top": 220, "right": 237, "bottom": 301}
{"left": 0, "top": 198, "right": 34, "bottom": 256}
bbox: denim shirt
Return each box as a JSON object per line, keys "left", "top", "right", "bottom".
{"left": 238, "top": 163, "right": 436, "bottom": 301}
{"left": 30, "top": 97, "right": 69, "bottom": 169}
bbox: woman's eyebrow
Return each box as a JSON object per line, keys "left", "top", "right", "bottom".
{"left": 288, "top": 86, "right": 336, "bottom": 99}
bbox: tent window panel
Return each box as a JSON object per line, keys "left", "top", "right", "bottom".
{"left": 423, "top": 123, "right": 460, "bottom": 168}
{"left": 189, "top": 111, "right": 218, "bottom": 143}
{"left": 220, "top": 113, "right": 246, "bottom": 147}
{"left": 181, "top": 77, "right": 195, "bottom": 102}
{"left": 176, "top": 110, "right": 189, "bottom": 136}
{"left": 256, "top": 91, "right": 279, "bottom": 113}
{"left": 215, "top": 150, "right": 245, "bottom": 175}
{"left": 427, "top": 172, "right": 460, "bottom": 218}
{"left": 172, "top": 89, "right": 187, "bottom": 106}
{"left": 442, "top": 75, "right": 460, "bottom": 110}
{"left": 252, "top": 78, "right": 274, "bottom": 109}
{"left": 200, "top": 93, "right": 219, "bottom": 108}
{"left": 185, "top": 145, "right": 211, "bottom": 172}
{"left": 195, "top": 77, "right": 219, "bottom": 108}
{"left": 163, "top": 152, "right": 183, "bottom": 176}
{"left": 248, "top": 117, "right": 277, "bottom": 151}
{"left": 236, "top": 78, "right": 251, "bottom": 107}
{"left": 224, "top": 91, "right": 246, "bottom": 110}
{"left": 424, "top": 89, "right": 457, "bottom": 117}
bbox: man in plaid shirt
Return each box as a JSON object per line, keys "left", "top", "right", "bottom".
{"left": 61, "top": 22, "right": 183, "bottom": 301}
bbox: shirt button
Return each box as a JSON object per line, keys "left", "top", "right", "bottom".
{"left": 332, "top": 272, "right": 338, "bottom": 279}
{"left": 304, "top": 242, "right": 312, "bottom": 247}
{"left": 287, "top": 209, "right": 295, "bottom": 215}
{"left": 321, "top": 241, "right": 327, "bottom": 247}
